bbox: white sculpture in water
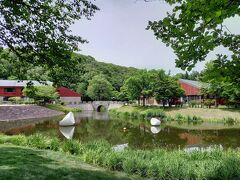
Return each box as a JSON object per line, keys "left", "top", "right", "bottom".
{"left": 59, "top": 126, "right": 75, "bottom": 139}
{"left": 59, "top": 112, "right": 75, "bottom": 126}
{"left": 150, "top": 118, "right": 161, "bottom": 126}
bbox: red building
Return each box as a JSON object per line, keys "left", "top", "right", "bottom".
{"left": 178, "top": 79, "right": 208, "bottom": 102}
{"left": 0, "top": 80, "right": 81, "bottom": 105}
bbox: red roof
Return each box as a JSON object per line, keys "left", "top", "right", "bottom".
{"left": 57, "top": 87, "right": 81, "bottom": 97}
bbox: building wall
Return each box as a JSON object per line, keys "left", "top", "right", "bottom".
{"left": 60, "top": 96, "right": 82, "bottom": 105}
{"left": 0, "top": 97, "right": 3, "bottom": 102}
{"left": 0, "top": 87, "right": 23, "bottom": 98}
{"left": 179, "top": 82, "right": 200, "bottom": 96}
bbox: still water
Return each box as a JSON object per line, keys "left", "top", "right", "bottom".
{"left": 1, "top": 111, "right": 240, "bottom": 150}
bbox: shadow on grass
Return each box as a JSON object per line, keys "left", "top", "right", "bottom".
{"left": 0, "top": 146, "right": 129, "bottom": 180}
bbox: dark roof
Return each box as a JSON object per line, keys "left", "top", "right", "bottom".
{"left": 179, "top": 79, "right": 209, "bottom": 89}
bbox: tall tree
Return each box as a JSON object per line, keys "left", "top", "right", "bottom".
{"left": 147, "top": 0, "right": 240, "bottom": 71}
{"left": 87, "top": 75, "right": 114, "bottom": 101}
{"left": 0, "top": 0, "right": 98, "bottom": 80}
{"left": 122, "top": 70, "right": 154, "bottom": 106}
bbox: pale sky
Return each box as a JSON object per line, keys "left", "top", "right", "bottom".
{"left": 71, "top": 0, "right": 240, "bottom": 74}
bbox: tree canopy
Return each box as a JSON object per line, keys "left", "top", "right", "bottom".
{"left": 87, "top": 75, "right": 114, "bottom": 101}
{"left": 148, "top": 0, "right": 240, "bottom": 71}
{"left": 0, "top": 0, "right": 98, "bottom": 80}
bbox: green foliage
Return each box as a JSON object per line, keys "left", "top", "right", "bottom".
{"left": 1, "top": 134, "right": 240, "bottom": 179}
{"left": 62, "top": 140, "right": 82, "bottom": 155}
{"left": 23, "top": 85, "right": 59, "bottom": 104}
{"left": 122, "top": 70, "right": 184, "bottom": 106}
{"left": 148, "top": 0, "right": 240, "bottom": 71}
{"left": 0, "top": 0, "right": 98, "bottom": 81}
{"left": 203, "top": 99, "right": 215, "bottom": 108}
{"left": 8, "top": 97, "right": 23, "bottom": 104}
{"left": 87, "top": 75, "right": 114, "bottom": 100}
{"left": 175, "top": 113, "right": 184, "bottom": 121}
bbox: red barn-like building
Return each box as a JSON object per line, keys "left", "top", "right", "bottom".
{"left": 178, "top": 79, "right": 208, "bottom": 102}
{"left": 0, "top": 80, "right": 81, "bottom": 105}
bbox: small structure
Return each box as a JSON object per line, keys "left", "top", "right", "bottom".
{"left": 0, "top": 80, "right": 81, "bottom": 105}
{"left": 59, "top": 112, "right": 75, "bottom": 126}
{"left": 57, "top": 87, "right": 81, "bottom": 106}
{"left": 150, "top": 118, "right": 161, "bottom": 126}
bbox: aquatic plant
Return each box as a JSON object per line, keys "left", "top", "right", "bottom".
{"left": 1, "top": 134, "right": 240, "bottom": 179}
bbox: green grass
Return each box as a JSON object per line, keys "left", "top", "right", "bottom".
{"left": 46, "top": 104, "right": 82, "bottom": 113}
{"left": 111, "top": 105, "right": 240, "bottom": 122}
{"left": 1, "top": 134, "right": 240, "bottom": 179}
{"left": 0, "top": 144, "right": 132, "bottom": 180}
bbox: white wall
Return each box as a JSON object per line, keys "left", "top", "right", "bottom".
{"left": 60, "top": 97, "right": 81, "bottom": 105}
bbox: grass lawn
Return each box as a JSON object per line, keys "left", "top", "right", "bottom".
{"left": 0, "top": 144, "right": 135, "bottom": 180}
{"left": 46, "top": 104, "right": 82, "bottom": 113}
{"left": 165, "top": 107, "right": 240, "bottom": 121}
{"left": 114, "top": 105, "right": 240, "bottom": 121}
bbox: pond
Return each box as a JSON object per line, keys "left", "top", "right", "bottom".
{"left": 1, "top": 111, "right": 240, "bottom": 150}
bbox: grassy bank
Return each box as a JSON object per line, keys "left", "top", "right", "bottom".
{"left": 110, "top": 106, "right": 240, "bottom": 122}
{"left": 1, "top": 134, "right": 240, "bottom": 179}
{"left": 0, "top": 144, "right": 132, "bottom": 180}
{"left": 46, "top": 104, "right": 81, "bottom": 113}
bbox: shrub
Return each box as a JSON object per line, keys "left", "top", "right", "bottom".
{"left": 49, "top": 137, "right": 61, "bottom": 151}
{"left": 27, "top": 134, "right": 49, "bottom": 149}
{"left": 62, "top": 140, "right": 82, "bottom": 155}
{"left": 9, "top": 135, "right": 27, "bottom": 146}
{"left": 175, "top": 113, "right": 184, "bottom": 121}
{"left": 8, "top": 97, "right": 23, "bottom": 104}
{"left": 203, "top": 99, "right": 215, "bottom": 108}
{"left": 224, "top": 117, "right": 236, "bottom": 125}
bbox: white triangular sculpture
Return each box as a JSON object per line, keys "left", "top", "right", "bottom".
{"left": 150, "top": 118, "right": 161, "bottom": 126}
{"left": 59, "top": 126, "right": 75, "bottom": 140}
{"left": 151, "top": 126, "right": 161, "bottom": 134}
{"left": 59, "top": 112, "right": 75, "bottom": 126}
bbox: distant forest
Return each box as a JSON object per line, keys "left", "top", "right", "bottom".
{"left": 0, "top": 49, "right": 202, "bottom": 101}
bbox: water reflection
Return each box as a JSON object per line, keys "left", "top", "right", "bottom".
{"left": 59, "top": 126, "right": 75, "bottom": 139}
{"left": 1, "top": 111, "right": 240, "bottom": 150}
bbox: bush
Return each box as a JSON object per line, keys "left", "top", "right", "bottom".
{"left": 224, "top": 117, "right": 236, "bottom": 125}
{"left": 27, "top": 134, "right": 50, "bottom": 149}
{"left": 203, "top": 99, "right": 215, "bottom": 108}
{"left": 175, "top": 113, "right": 184, "bottom": 121}
{"left": 62, "top": 140, "right": 82, "bottom": 155}
{"left": 8, "top": 97, "right": 23, "bottom": 104}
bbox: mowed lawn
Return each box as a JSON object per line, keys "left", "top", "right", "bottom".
{"left": 165, "top": 107, "right": 240, "bottom": 120}
{"left": 0, "top": 145, "right": 136, "bottom": 180}
{"left": 115, "top": 106, "right": 240, "bottom": 121}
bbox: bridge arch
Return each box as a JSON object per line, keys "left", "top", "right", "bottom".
{"left": 96, "top": 105, "right": 107, "bottom": 112}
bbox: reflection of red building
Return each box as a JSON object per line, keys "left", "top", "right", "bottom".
{"left": 179, "top": 132, "right": 202, "bottom": 145}
{"left": 0, "top": 80, "right": 81, "bottom": 105}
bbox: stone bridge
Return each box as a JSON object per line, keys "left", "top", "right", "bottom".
{"left": 72, "top": 101, "right": 125, "bottom": 111}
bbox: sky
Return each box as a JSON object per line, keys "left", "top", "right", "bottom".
{"left": 71, "top": 0, "right": 240, "bottom": 74}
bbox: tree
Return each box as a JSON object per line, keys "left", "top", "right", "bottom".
{"left": 23, "top": 86, "right": 59, "bottom": 104}
{"left": 153, "top": 72, "right": 184, "bottom": 107}
{"left": 147, "top": 0, "right": 240, "bottom": 71}
{"left": 201, "top": 57, "right": 240, "bottom": 107}
{"left": 87, "top": 75, "right": 113, "bottom": 101}
{"left": 122, "top": 70, "right": 154, "bottom": 106}
{"left": 0, "top": 0, "right": 98, "bottom": 80}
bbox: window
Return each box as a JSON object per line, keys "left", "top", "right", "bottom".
{"left": 4, "top": 88, "right": 16, "bottom": 93}
{"left": 69, "top": 102, "right": 72, "bottom": 105}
